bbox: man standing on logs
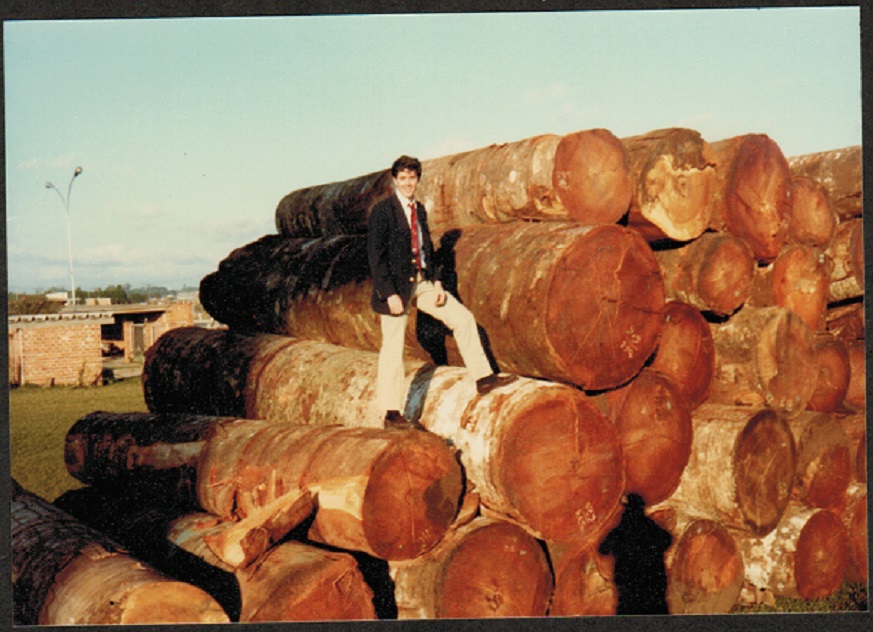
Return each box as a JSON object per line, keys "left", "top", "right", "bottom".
{"left": 367, "top": 155, "right": 517, "bottom": 429}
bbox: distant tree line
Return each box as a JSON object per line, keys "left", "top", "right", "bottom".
{"left": 7, "top": 284, "right": 200, "bottom": 316}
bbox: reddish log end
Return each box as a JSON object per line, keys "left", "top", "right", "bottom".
{"left": 843, "top": 490, "right": 868, "bottom": 584}
{"left": 787, "top": 175, "right": 837, "bottom": 247}
{"left": 843, "top": 341, "right": 866, "bottom": 412}
{"left": 548, "top": 544, "right": 617, "bottom": 616}
{"left": 794, "top": 510, "right": 849, "bottom": 600}
{"left": 806, "top": 336, "right": 850, "bottom": 412}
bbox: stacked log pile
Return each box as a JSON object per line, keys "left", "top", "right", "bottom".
{"left": 17, "top": 128, "right": 863, "bottom": 620}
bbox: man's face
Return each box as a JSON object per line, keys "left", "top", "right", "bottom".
{"left": 394, "top": 168, "right": 419, "bottom": 200}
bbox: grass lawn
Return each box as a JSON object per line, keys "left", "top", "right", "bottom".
{"left": 9, "top": 377, "right": 148, "bottom": 501}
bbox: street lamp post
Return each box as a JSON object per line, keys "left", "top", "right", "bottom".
{"left": 45, "top": 166, "right": 83, "bottom": 312}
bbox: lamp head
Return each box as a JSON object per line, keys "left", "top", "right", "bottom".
{"left": 44, "top": 181, "right": 54, "bottom": 189}
{"left": 74, "top": 166, "right": 83, "bottom": 177}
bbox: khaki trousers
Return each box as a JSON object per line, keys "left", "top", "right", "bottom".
{"left": 376, "top": 277, "right": 493, "bottom": 414}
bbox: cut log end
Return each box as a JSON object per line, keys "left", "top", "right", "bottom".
{"left": 666, "top": 519, "right": 744, "bottom": 614}
{"left": 119, "top": 582, "right": 231, "bottom": 624}
{"left": 755, "top": 309, "right": 816, "bottom": 416}
{"left": 806, "top": 337, "right": 850, "bottom": 412}
{"left": 696, "top": 233, "right": 756, "bottom": 316}
{"left": 553, "top": 128, "right": 632, "bottom": 224}
{"left": 734, "top": 411, "right": 796, "bottom": 535}
{"left": 546, "top": 225, "right": 664, "bottom": 390}
{"left": 787, "top": 175, "right": 837, "bottom": 247}
{"left": 362, "top": 431, "right": 464, "bottom": 560}
{"left": 794, "top": 510, "right": 849, "bottom": 600}
{"left": 499, "top": 389, "right": 624, "bottom": 543}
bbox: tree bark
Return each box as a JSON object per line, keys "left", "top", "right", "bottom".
{"left": 660, "top": 404, "right": 796, "bottom": 536}
{"left": 647, "top": 507, "right": 745, "bottom": 614}
{"left": 545, "top": 541, "right": 618, "bottom": 616}
{"left": 274, "top": 129, "right": 632, "bottom": 238}
{"left": 708, "top": 305, "right": 816, "bottom": 416}
{"left": 389, "top": 517, "right": 553, "bottom": 619}
{"left": 708, "top": 134, "right": 792, "bottom": 262}
{"left": 199, "top": 223, "right": 665, "bottom": 391}
{"left": 622, "top": 128, "right": 718, "bottom": 241}
{"left": 748, "top": 244, "right": 831, "bottom": 331}
{"left": 788, "top": 145, "right": 863, "bottom": 220}
{"left": 825, "top": 218, "right": 864, "bottom": 303}
{"left": 652, "top": 232, "right": 756, "bottom": 316}
{"left": 143, "top": 328, "right": 626, "bottom": 544}
{"left": 785, "top": 412, "right": 852, "bottom": 510}
{"left": 12, "top": 480, "right": 229, "bottom": 625}
{"left": 786, "top": 175, "right": 838, "bottom": 247}
{"left": 806, "top": 334, "right": 850, "bottom": 413}
{"left": 591, "top": 367, "right": 693, "bottom": 505}
{"left": 648, "top": 300, "right": 715, "bottom": 409}
{"left": 840, "top": 483, "right": 867, "bottom": 584}
{"left": 737, "top": 503, "right": 849, "bottom": 600}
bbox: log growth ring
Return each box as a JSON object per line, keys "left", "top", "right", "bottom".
{"left": 732, "top": 411, "right": 796, "bottom": 535}
{"left": 496, "top": 388, "right": 624, "bottom": 543}
{"left": 546, "top": 224, "right": 664, "bottom": 390}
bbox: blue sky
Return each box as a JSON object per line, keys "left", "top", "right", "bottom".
{"left": 4, "top": 7, "right": 863, "bottom": 293}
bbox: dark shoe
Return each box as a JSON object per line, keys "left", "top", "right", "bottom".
{"left": 476, "top": 373, "right": 519, "bottom": 396}
{"left": 384, "top": 411, "right": 426, "bottom": 431}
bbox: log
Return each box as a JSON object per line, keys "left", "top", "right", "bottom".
{"left": 659, "top": 404, "right": 796, "bottom": 536}
{"left": 592, "top": 367, "right": 693, "bottom": 505}
{"left": 825, "top": 217, "right": 864, "bottom": 302}
{"left": 195, "top": 420, "right": 464, "bottom": 561}
{"left": 708, "top": 305, "right": 816, "bottom": 416}
{"left": 546, "top": 541, "right": 617, "bottom": 616}
{"left": 388, "top": 517, "right": 553, "bottom": 619}
{"left": 843, "top": 340, "right": 866, "bottom": 412}
{"left": 788, "top": 145, "right": 863, "bottom": 220}
{"left": 648, "top": 300, "right": 715, "bottom": 409}
{"left": 55, "top": 487, "right": 376, "bottom": 622}
{"left": 199, "top": 223, "right": 666, "bottom": 391}
{"left": 709, "top": 134, "right": 792, "bottom": 262}
{"left": 143, "top": 328, "right": 626, "bottom": 544}
{"left": 806, "top": 334, "right": 850, "bottom": 412}
{"left": 652, "top": 232, "right": 756, "bottom": 316}
{"left": 737, "top": 504, "right": 849, "bottom": 600}
{"left": 621, "top": 127, "right": 718, "bottom": 241}
{"left": 837, "top": 413, "right": 866, "bottom": 483}
{"left": 785, "top": 412, "right": 852, "bottom": 510}
{"left": 748, "top": 244, "right": 831, "bottom": 331}
{"left": 647, "top": 507, "right": 745, "bottom": 614}
{"left": 274, "top": 128, "right": 632, "bottom": 238}
{"left": 786, "top": 175, "right": 838, "bottom": 247}
{"left": 12, "top": 481, "right": 229, "bottom": 625}
{"left": 841, "top": 484, "right": 867, "bottom": 584}
{"left": 826, "top": 300, "right": 865, "bottom": 344}
{"left": 169, "top": 516, "right": 378, "bottom": 622}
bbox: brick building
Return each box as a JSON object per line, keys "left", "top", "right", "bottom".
{"left": 8, "top": 301, "right": 195, "bottom": 387}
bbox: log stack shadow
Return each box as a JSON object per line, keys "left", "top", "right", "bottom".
{"left": 14, "top": 128, "right": 865, "bottom": 621}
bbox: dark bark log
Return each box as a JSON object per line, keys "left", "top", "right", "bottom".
{"left": 708, "top": 305, "right": 817, "bottom": 416}
{"left": 648, "top": 300, "right": 715, "bottom": 409}
{"left": 661, "top": 404, "right": 796, "bottom": 536}
{"left": 787, "top": 175, "right": 838, "bottom": 247}
{"left": 736, "top": 504, "right": 849, "bottom": 600}
{"left": 748, "top": 244, "right": 831, "bottom": 331}
{"left": 274, "top": 129, "right": 632, "bottom": 238}
{"left": 12, "top": 481, "right": 229, "bottom": 625}
{"left": 786, "top": 412, "right": 852, "bottom": 510}
{"left": 143, "top": 328, "right": 626, "bottom": 544}
{"left": 389, "top": 517, "right": 553, "bottom": 619}
{"left": 788, "top": 145, "right": 863, "bottom": 220}
{"left": 592, "top": 368, "right": 693, "bottom": 505}
{"left": 652, "top": 232, "right": 756, "bottom": 316}
{"left": 709, "top": 134, "right": 792, "bottom": 262}
{"left": 806, "top": 334, "right": 850, "bottom": 412}
{"left": 199, "top": 223, "right": 665, "bottom": 390}
{"left": 622, "top": 128, "right": 718, "bottom": 241}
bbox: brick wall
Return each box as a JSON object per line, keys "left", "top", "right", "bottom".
{"left": 8, "top": 323, "right": 103, "bottom": 387}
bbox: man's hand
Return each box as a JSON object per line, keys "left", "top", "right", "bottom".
{"left": 434, "top": 281, "right": 447, "bottom": 307}
{"left": 387, "top": 294, "right": 404, "bottom": 315}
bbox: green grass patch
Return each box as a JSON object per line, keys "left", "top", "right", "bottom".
{"left": 10, "top": 378, "right": 148, "bottom": 501}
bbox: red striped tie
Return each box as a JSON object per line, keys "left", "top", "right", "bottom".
{"left": 409, "top": 202, "right": 421, "bottom": 271}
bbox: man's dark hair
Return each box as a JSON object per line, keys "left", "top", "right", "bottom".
{"left": 391, "top": 155, "right": 422, "bottom": 178}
